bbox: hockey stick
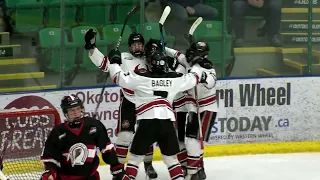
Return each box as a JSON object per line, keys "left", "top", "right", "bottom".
{"left": 188, "top": 17, "right": 204, "bottom": 149}
{"left": 93, "top": 3, "right": 148, "bottom": 119}
{"left": 159, "top": 6, "right": 171, "bottom": 52}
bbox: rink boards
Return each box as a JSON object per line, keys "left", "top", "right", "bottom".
{"left": 1, "top": 76, "right": 320, "bottom": 175}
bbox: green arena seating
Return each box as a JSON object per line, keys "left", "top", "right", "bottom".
{"left": 114, "top": 0, "right": 141, "bottom": 25}
{"left": 38, "top": 28, "right": 77, "bottom": 72}
{"left": 43, "top": 0, "right": 78, "bottom": 27}
{"left": 5, "top": 0, "right": 45, "bottom": 32}
{"left": 80, "top": 0, "right": 113, "bottom": 26}
{"left": 102, "top": 24, "right": 133, "bottom": 52}
{"left": 71, "top": 26, "right": 108, "bottom": 71}
{"left": 136, "top": 22, "right": 175, "bottom": 48}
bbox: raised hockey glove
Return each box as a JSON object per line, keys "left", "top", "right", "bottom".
{"left": 110, "top": 164, "right": 129, "bottom": 180}
{"left": 84, "top": 29, "right": 97, "bottom": 50}
{"left": 167, "top": 56, "right": 179, "bottom": 71}
{"left": 41, "top": 169, "right": 57, "bottom": 180}
{"left": 108, "top": 49, "right": 122, "bottom": 65}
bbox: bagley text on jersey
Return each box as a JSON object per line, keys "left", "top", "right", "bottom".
{"left": 151, "top": 80, "right": 172, "bottom": 87}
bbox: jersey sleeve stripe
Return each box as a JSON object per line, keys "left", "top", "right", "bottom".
{"left": 99, "top": 56, "right": 108, "bottom": 71}
{"left": 113, "top": 72, "right": 120, "bottom": 84}
{"left": 41, "top": 158, "right": 61, "bottom": 167}
{"left": 101, "top": 142, "right": 115, "bottom": 153}
{"left": 122, "top": 88, "right": 134, "bottom": 96}
{"left": 173, "top": 97, "right": 197, "bottom": 108}
{"left": 198, "top": 95, "right": 216, "bottom": 107}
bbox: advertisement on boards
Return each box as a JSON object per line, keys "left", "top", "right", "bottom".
{"left": 1, "top": 77, "right": 320, "bottom": 152}
{"left": 0, "top": 87, "right": 121, "bottom": 156}
{"left": 208, "top": 77, "right": 320, "bottom": 144}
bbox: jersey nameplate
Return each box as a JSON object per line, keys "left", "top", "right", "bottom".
{"left": 152, "top": 80, "right": 172, "bottom": 87}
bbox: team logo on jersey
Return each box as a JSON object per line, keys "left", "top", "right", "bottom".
{"left": 67, "top": 143, "right": 89, "bottom": 167}
{"left": 122, "top": 120, "right": 130, "bottom": 128}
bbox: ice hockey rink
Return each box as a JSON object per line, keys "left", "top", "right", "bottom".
{"left": 98, "top": 153, "right": 320, "bottom": 180}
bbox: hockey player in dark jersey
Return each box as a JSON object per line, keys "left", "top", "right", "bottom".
{"left": 40, "top": 95, "right": 129, "bottom": 180}
{"left": 105, "top": 40, "right": 209, "bottom": 180}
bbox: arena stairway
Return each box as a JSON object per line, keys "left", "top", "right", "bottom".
{"left": 0, "top": 18, "right": 56, "bottom": 93}
{"left": 256, "top": 2, "right": 320, "bottom": 76}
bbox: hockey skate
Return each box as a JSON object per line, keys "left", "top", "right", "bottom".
{"left": 185, "top": 173, "right": 200, "bottom": 180}
{"left": 197, "top": 167, "right": 206, "bottom": 180}
{"left": 182, "top": 166, "right": 188, "bottom": 177}
{"left": 144, "top": 162, "right": 158, "bottom": 179}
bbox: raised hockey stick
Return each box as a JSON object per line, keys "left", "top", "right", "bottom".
{"left": 188, "top": 17, "right": 204, "bottom": 149}
{"left": 159, "top": 6, "right": 171, "bottom": 52}
{"left": 93, "top": 3, "right": 148, "bottom": 119}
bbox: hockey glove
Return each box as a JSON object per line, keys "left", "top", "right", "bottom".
{"left": 189, "top": 56, "right": 204, "bottom": 66}
{"left": 110, "top": 164, "right": 129, "bottom": 180}
{"left": 198, "top": 58, "right": 214, "bottom": 69}
{"left": 84, "top": 29, "right": 97, "bottom": 50}
{"left": 167, "top": 56, "right": 179, "bottom": 71}
{"left": 108, "top": 49, "right": 122, "bottom": 65}
{"left": 41, "top": 169, "right": 57, "bottom": 180}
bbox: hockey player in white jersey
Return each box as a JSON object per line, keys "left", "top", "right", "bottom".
{"left": 84, "top": 29, "right": 158, "bottom": 178}
{"left": 171, "top": 42, "right": 218, "bottom": 180}
{"left": 106, "top": 40, "right": 209, "bottom": 180}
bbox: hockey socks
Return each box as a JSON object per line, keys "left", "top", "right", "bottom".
{"left": 185, "top": 138, "right": 202, "bottom": 175}
{"left": 163, "top": 155, "right": 184, "bottom": 180}
{"left": 115, "top": 132, "right": 134, "bottom": 164}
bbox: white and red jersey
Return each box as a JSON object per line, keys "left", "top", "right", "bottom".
{"left": 89, "top": 48, "right": 147, "bottom": 103}
{"left": 165, "top": 47, "right": 189, "bottom": 67}
{"left": 107, "top": 63, "right": 204, "bottom": 121}
{"left": 173, "top": 64, "right": 218, "bottom": 113}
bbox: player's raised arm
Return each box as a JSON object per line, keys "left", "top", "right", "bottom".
{"left": 84, "top": 29, "right": 109, "bottom": 72}
{"left": 40, "top": 129, "right": 61, "bottom": 180}
{"left": 107, "top": 49, "right": 140, "bottom": 90}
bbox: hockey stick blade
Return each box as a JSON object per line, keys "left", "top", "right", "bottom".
{"left": 188, "top": 17, "right": 203, "bottom": 44}
{"left": 159, "top": 6, "right": 171, "bottom": 52}
{"left": 159, "top": 6, "right": 171, "bottom": 26}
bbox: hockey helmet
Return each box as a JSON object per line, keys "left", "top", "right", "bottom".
{"left": 145, "top": 40, "right": 167, "bottom": 73}
{"left": 60, "top": 95, "right": 84, "bottom": 124}
{"left": 185, "top": 41, "right": 210, "bottom": 63}
{"left": 128, "top": 33, "right": 145, "bottom": 57}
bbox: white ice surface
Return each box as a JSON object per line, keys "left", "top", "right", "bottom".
{"left": 98, "top": 153, "right": 320, "bottom": 180}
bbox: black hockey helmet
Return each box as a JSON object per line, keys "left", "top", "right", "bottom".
{"left": 185, "top": 41, "right": 210, "bottom": 63}
{"left": 128, "top": 33, "right": 145, "bottom": 57}
{"left": 60, "top": 95, "right": 84, "bottom": 124}
{"left": 145, "top": 39, "right": 167, "bottom": 73}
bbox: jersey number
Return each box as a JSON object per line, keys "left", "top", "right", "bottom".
{"left": 153, "top": 91, "right": 168, "bottom": 98}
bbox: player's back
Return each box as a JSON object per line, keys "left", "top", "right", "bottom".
{"left": 130, "top": 70, "right": 197, "bottom": 121}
